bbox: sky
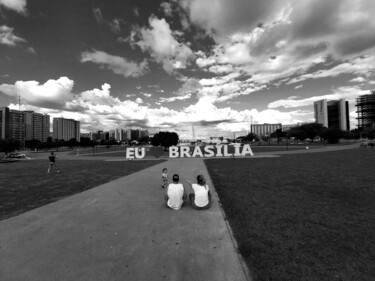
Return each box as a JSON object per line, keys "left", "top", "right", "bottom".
{"left": 1, "top": 0, "right": 375, "bottom": 139}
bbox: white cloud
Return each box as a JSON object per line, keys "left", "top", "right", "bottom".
{"left": 180, "top": 0, "right": 375, "bottom": 90}
{"left": 135, "top": 98, "right": 143, "bottom": 104}
{"left": 80, "top": 50, "right": 148, "bottom": 78}
{"left": 268, "top": 86, "right": 369, "bottom": 109}
{"left": 0, "top": 25, "right": 26, "bottom": 46}
{"left": 0, "top": 77, "right": 74, "bottom": 108}
{"left": 0, "top": 76, "right": 319, "bottom": 138}
{"left": 92, "top": 8, "right": 104, "bottom": 25}
{"left": 109, "top": 19, "right": 121, "bottom": 33}
{"left": 294, "top": 84, "right": 303, "bottom": 89}
{"left": 287, "top": 56, "right": 375, "bottom": 85}
{"left": 160, "top": 2, "right": 173, "bottom": 17}
{"left": 349, "top": 77, "right": 365, "bottom": 83}
{"left": 159, "top": 93, "right": 191, "bottom": 103}
{"left": 0, "top": 0, "right": 26, "bottom": 14}
{"left": 135, "top": 16, "right": 194, "bottom": 73}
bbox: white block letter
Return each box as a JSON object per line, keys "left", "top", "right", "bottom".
{"left": 135, "top": 148, "right": 145, "bottom": 159}
{"left": 241, "top": 144, "right": 254, "bottom": 156}
{"left": 169, "top": 146, "right": 179, "bottom": 158}
{"left": 204, "top": 146, "right": 214, "bottom": 157}
{"left": 180, "top": 146, "right": 191, "bottom": 158}
{"left": 192, "top": 146, "right": 204, "bottom": 157}
{"left": 126, "top": 148, "right": 135, "bottom": 159}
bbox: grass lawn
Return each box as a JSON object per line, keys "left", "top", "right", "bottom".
{"left": 0, "top": 159, "right": 163, "bottom": 221}
{"left": 205, "top": 148, "right": 374, "bottom": 281}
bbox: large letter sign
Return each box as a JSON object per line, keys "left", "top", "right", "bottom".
{"left": 168, "top": 144, "right": 253, "bottom": 158}
{"left": 126, "top": 147, "right": 146, "bottom": 159}
{"left": 127, "top": 144, "right": 254, "bottom": 160}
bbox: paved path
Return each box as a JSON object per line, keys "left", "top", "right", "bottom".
{"left": 0, "top": 158, "right": 250, "bottom": 281}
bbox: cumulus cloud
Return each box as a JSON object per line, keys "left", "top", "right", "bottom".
{"left": 0, "top": 77, "right": 74, "bottom": 108}
{"left": 135, "top": 16, "right": 194, "bottom": 73}
{"left": 349, "top": 77, "right": 365, "bottom": 83}
{"left": 1, "top": 76, "right": 312, "bottom": 138}
{"left": 0, "top": 0, "right": 26, "bottom": 14}
{"left": 178, "top": 0, "right": 375, "bottom": 92}
{"left": 81, "top": 50, "right": 148, "bottom": 78}
{"left": 0, "top": 25, "right": 26, "bottom": 46}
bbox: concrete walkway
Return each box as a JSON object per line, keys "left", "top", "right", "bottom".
{"left": 0, "top": 158, "right": 250, "bottom": 281}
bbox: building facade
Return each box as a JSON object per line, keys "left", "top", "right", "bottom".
{"left": 251, "top": 123, "right": 282, "bottom": 136}
{"left": 24, "top": 111, "right": 50, "bottom": 142}
{"left": 314, "top": 99, "right": 349, "bottom": 131}
{"left": 314, "top": 100, "right": 328, "bottom": 128}
{"left": 53, "top": 118, "right": 80, "bottom": 141}
{"left": 0, "top": 107, "right": 25, "bottom": 145}
{"left": 356, "top": 90, "right": 375, "bottom": 129}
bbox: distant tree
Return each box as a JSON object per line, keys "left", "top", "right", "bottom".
{"left": 288, "top": 127, "right": 307, "bottom": 141}
{"left": 151, "top": 131, "right": 179, "bottom": 150}
{"left": 362, "top": 128, "right": 375, "bottom": 139}
{"left": 66, "top": 138, "right": 79, "bottom": 150}
{"left": 321, "top": 128, "right": 344, "bottom": 144}
{"left": 25, "top": 139, "right": 41, "bottom": 150}
{"left": 244, "top": 133, "right": 258, "bottom": 142}
{"left": 299, "top": 123, "right": 325, "bottom": 141}
{"left": 270, "top": 129, "right": 287, "bottom": 144}
{"left": 139, "top": 136, "right": 150, "bottom": 144}
{"left": 0, "top": 139, "right": 20, "bottom": 154}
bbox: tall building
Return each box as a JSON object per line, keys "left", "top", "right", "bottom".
{"left": 356, "top": 90, "right": 375, "bottom": 129}
{"left": 24, "top": 111, "right": 50, "bottom": 142}
{"left": 314, "top": 99, "right": 349, "bottom": 131}
{"left": 0, "top": 107, "right": 25, "bottom": 145}
{"left": 251, "top": 123, "right": 282, "bottom": 136}
{"left": 53, "top": 117, "right": 80, "bottom": 141}
{"left": 313, "top": 100, "right": 328, "bottom": 128}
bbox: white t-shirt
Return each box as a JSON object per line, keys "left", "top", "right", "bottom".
{"left": 192, "top": 183, "right": 210, "bottom": 207}
{"left": 167, "top": 183, "right": 185, "bottom": 210}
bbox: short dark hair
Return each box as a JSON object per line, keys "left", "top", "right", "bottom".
{"left": 197, "top": 175, "right": 206, "bottom": 185}
{"left": 172, "top": 174, "right": 179, "bottom": 182}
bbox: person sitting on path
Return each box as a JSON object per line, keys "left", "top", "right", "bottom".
{"left": 47, "top": 152, "right": 59, "bottom": 173}
{"left": 165, "top": 174, "right": 186, "bottom": 210}
{"left": 188, "top": 175, "right": 211, "bottom": 210}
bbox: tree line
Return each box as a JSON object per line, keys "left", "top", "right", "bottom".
{"left": 243, "top": 123, "right": 375, "bottom": 144}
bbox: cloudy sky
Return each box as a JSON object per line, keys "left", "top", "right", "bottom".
{"left": 1, "top": 0, "right": 375, "bottom": 139}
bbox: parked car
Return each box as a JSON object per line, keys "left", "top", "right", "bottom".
{"left": 5, "top": 152, "right": 27, "bottom": 158}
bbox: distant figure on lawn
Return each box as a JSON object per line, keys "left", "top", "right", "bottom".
{"left": 188, "top": 175, "right": 211, "bottom": 210}
{"left": 165, "top": 174, "right": 186, "bottom": 210}
{"left": 161, "top": 167, "right": 168, "bottom": 188}
{"left": 47, "top": 152, "right": 59, "bottom": 173}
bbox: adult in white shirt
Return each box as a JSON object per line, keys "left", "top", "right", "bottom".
{"left": 165, "top": 174, "right": 187, "bottom": 210}
{"left": 189, "top": 175, "right": 211, "bottom": 210}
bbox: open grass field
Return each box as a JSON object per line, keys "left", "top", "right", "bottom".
{"left": 205, "top": 148, "right": 375, "bottom": 281}
{"left": 0, "top": 159, "right": 163, "bottom": 221}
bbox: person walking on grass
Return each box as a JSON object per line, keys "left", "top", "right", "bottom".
{"left": 161, "top": 167, "right": 168, "bottom": 188}
{"left": 186, "top": 175, "right": 211, "bottom": 210}
{"left": 165, "top": 174, "right": 187, "bottom": 210}
{"left": 47, "top": 152, "right": 59, "bottom": 173}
